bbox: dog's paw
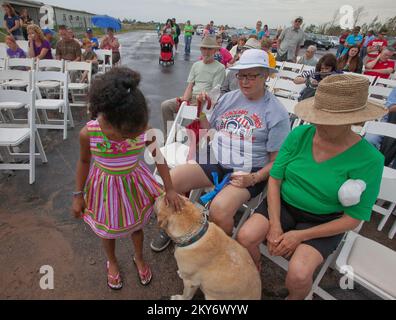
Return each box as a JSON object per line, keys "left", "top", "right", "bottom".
{"left": 171, "top": 295, "right": 185, "bottom": 300}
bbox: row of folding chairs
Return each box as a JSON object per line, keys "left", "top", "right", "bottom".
{"left": 0, "top": 69, "right": 73, "bottom": 140}
{"left": 0, "top": 86, "right": 47, "bottom": 184}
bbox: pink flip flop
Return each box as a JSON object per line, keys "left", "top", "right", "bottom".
{"left": 106, "top": 261, "right": 123, "bottom": 290}
{"left": 133, "top": 257, "right": 152, "bottom": 286}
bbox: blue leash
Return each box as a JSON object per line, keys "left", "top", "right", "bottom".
{"left": 200, "top": 172, "right": 232, "bottom": 205}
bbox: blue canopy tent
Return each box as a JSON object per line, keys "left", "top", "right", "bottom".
{"left": 91, "top": 15, "right": 122, "bottom": 32}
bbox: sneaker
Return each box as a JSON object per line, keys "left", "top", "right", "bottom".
{"left": 150, "top": 229, "right": 171, "bottom": 252}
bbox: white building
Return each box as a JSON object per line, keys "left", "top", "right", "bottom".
{"left": 1, "top": 0, "right": 95, "bottom": 29}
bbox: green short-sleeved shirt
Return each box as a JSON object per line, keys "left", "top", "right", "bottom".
{"left": 187, "top": 60, "right": 226, "bottom": 96}
{"left": 270, "top": 125, "right": 384, "bottom": 221}
{"left": 184, "top": 25, "right": 194, "bottom": 37}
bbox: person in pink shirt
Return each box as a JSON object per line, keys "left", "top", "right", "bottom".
{"left": 214, "top": 35, "right": 233, "bottom": 67}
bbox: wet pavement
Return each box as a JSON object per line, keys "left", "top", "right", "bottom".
{"left": 0, "top": 31, "right": 395, "bottom": 300}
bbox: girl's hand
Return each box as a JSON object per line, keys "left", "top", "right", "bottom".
{"left": 272, "top": 230, "right": 304, "bottom": 258}
{"left": 164, "top": 189, "right": 184, "bottom": 212}
{"left": 72, "top": 196, "right": 86, "bottom": 219}
{"left": 230, "top": 172, "right": 255, "bottom": 189}
{"left": 266, "top": 224, "right": 284, "bottom": 256}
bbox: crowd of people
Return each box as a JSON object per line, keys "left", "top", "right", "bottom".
{"left": 2, "top": 2, "right": 121, "bottom": 80}
{"left": 3, "top": 3, "right": 394, "bottom": 299}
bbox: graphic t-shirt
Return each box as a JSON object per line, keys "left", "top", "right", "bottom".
{"left": 7, "top": 47, "right": 26, "bottom": 58}
{"left": 367, "top": 38, "right": 388, "bottom": 59}
{"left": 209, "top": 90, "right": 290, "bottom": 171}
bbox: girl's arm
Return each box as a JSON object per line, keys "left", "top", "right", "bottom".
{"left": 145, "top": 130, "right": 184, "bottom": 211}
{"left": 72, "top": 126, "right": 91, "bottom": 218}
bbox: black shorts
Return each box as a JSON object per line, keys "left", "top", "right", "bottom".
{"left": 174, "top": 37, "right": 179, "bottom": 44}
{"left": 256, "top": 199, "right": 344, "bottom": 259}
{"left": 195, "top": 148, "right": 267, "bottom": 199}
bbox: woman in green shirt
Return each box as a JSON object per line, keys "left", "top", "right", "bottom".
{"left": 237, "top": 74, "right": 387, "bottom": 300}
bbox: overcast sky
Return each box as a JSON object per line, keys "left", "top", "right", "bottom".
{"left": 47, "top": 0, "right": 395, "bottom": 28}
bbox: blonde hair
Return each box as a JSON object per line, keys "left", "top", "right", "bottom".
{"left": 27, "top": 24, "right": 46, "bottom": 42}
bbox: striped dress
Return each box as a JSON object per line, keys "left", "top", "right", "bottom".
{"left": 83, "top": 120, "right": 163, "bottom": 239}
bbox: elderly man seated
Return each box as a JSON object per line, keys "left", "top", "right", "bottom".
{"left": 297, "top": 45, "right": 318, "bottom": 66}
{"left": 160, "top": 37, "right": 226, "bottom": 137}
{"left": 151, "top": 49, "right": 291, "bottom": 252}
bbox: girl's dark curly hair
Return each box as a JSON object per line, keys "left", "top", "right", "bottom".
{"left": 89, "top": 67, "right": 149, "bottom": 134}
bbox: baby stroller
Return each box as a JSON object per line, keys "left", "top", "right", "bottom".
{"left": 159, "top": 34, "right": 174, "bottom": 66}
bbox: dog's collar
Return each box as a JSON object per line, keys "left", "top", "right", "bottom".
{"left": 172, "top": 214, "right": 209, "bottom": 248}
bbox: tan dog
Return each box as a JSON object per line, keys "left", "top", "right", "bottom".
{"left": 155, "top": 195, "right": 262, "bottom": 300}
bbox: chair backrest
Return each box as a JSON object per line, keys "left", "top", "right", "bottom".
{"left": 277, "top": 69, "right": 299, "bottom": 81}
{"left": 166, "top": 102, "right": 198, "bottom": 145}
{"left": 273, "top": 78, "right": 305, "bottom": 96}
{"left": 35, "top": 70, "right": 68, "bottom": 102}
{"left": 375, "top": 78, "right": 396, "bottom": 89}
{"left": 362, "top": 121, "right": 396, "bottom": 139}
{"left": 368, "top": 85, "right": 393, "bottom": 104}
{"left": 6, "top": 58, "right": 35, "bottom": 70}
{"left": 0, "top": 86, "right": 35, "bottom": 128}
{"left": 65, "top": 61, "right": 92, "bottom": 83}
{"left": 16, "top": 40, "right": 29, "bottom": 53}
{"left": 277, "top": 96, "right": 298, "bottom": 114}
{"left": 0, "top": 69, "right": 32, "bottom": 90}
{"left": 282, "top": 61, "right": 304, "bottom": 73}
{"left": 275, "top": 61, "right": 284, "bottom": 70}
{"left": 36, "top": 59, "right": 64, "bottom": 72}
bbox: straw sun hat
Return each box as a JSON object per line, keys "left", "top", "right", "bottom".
{"left": 294, "top": 74, "right": 388, "bottom": 125}
{"left": 200, "top": 36, "right": 220, "bottom": 49}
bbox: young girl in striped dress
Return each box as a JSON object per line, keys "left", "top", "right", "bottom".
{"left": 72, "top": 67, "right": 183, "bottom": 290}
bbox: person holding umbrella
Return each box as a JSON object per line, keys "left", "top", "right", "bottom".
{"left": 100, "top": 27, "right": 120, "bottom": 65}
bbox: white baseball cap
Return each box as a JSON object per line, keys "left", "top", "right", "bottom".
{"left": 229, "top": 49, "right": 278, "bottom": 73}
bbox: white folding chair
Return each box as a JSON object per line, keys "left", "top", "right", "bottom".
{"left": 375, "top": 78, "right": 396, "bottom": 89}
{"left": 35, "top": 71, "right": 73, "bottom": 140}
{"left": 277, "top": 69, "right": 299, "bottom": 81}
{"left": 281, "top": 62, "right": 304, "bottom": 73}
{"left": 0, "top": 88, "right": 47, "bottom": 184}
{"left": 152, "top": 102, "right": 198, "bottom": 184}
{"left": 0, "top": 68, "right": 31, "bottom": 90}
{"left": 95, "top": 49, "right": 113, "bottom": 73}
{"left": 272, "top": 79, "right": 305, "bottom": 100}
{"left": 275, "top": 61, "right": 284, "bottom": 70}
{"left": 65, "top": 61, "right": 92, "bottom": 107}
{"left": 368, "top": 85, "right": 393, "bottom": 106}
{"left": 0, "top": 70, "right": 32, "bottom": 123}
{"left": 335, "top": 231, "right": 396, "bottom": 300}
{"left": 6, "top": 58, "right": 34, "bottom": 71}
{"left": 36, "top": 59, "right": 65, "bottom": 91}
{"left": 361, "top": 121, "right": 396, "bottom": 231}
